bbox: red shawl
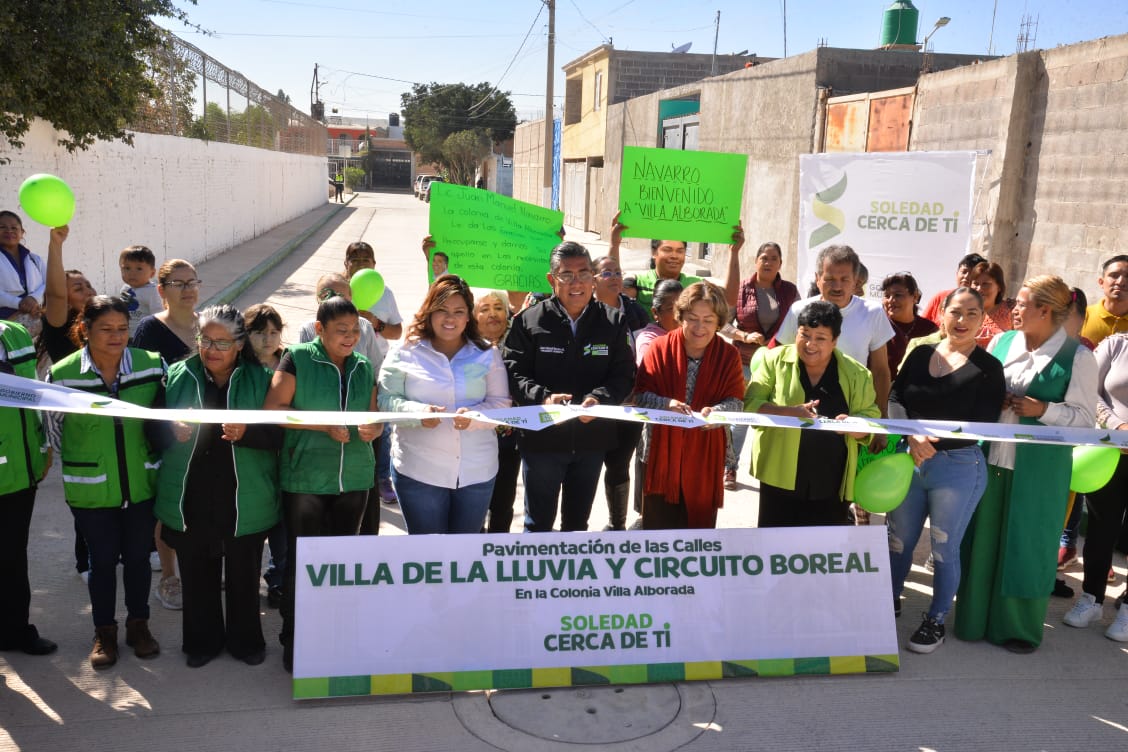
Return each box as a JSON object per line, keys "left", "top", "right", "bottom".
{"left": 634, "top": 328, "right": 745, "bottom": 527}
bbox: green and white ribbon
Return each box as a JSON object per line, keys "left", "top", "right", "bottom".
{"left": 0, "top": 372, "right": 1123, "bottom": 449}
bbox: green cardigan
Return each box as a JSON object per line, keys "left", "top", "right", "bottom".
{"left": 744, "top": 345, "right": 880, "bottom": 500}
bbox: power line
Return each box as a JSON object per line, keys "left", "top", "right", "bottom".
{"left": 469, "top": 3, "right": 546, "bottom": 112}
{"left": 568, "top": 0, "right": 610, "bottom": 44}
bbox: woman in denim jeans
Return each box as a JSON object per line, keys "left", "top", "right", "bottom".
{"left": 886, "top": 288, "right": 1005, "bottom": 653}
{"left": 378, "top": 276, "right": 510, "bottom": 533}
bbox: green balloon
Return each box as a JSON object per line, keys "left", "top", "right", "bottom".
{"left": 1070, "top": 445, "right": 1120, "bottom": 494}
{"left": 853, "top": 452, "right": 914, "bottom": 514}
{"left": 18, "top": 173, "right": 75, "bottom": 227}
{"left": 350, "top": 268, "right": 385, "bottom": 310}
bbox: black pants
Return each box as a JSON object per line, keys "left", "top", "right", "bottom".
{"left": 604, "top": 422, "right": 641, "bottom": 488}
{"left": 281, "top": 491, "right": 368, "bottom": 652}
{"left": 485, "top": 437, "right": 521, "bottom": 533}
{"left": 361, "top": 438, "right": 381, "bottom": 535}
{"left": 1082, "top": 454, "right": 1128, "bottom": 602}
{"left": 0, "top": 488, "right": 36, "bottom": 647}
{"left": 164, "top": 527, "right": 267, "bottom": 659}
{"left": 757, "top": 482, "right": 851, "bottom": 528}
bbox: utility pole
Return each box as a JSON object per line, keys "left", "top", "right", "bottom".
{"left": 783, "top": 0, "right": 788, "bottom": 57}
{"left": 542, "top": 0, "right": 556, "bottom": 208}
{"left": 711, "top": 10, "right": 720, "bottom": 75}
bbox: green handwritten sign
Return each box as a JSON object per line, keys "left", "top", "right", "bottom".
{"left": 428, "top": 182, "right": 563, "bottom": 293}
{"left": 618, "top": 146, "right": 748, "bottom": 244}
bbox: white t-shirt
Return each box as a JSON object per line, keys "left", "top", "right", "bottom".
{"left": 777, "top": 295, "right": 894, "bottom": 365}
{"left": 366, "top": 286, "right": 403, "bottom": 360}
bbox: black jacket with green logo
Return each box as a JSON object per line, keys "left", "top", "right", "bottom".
{"left": 503, "top": 297, "right": 635, "bottom": 453}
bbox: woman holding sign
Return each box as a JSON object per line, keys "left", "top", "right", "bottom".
{"left": 633, "top": 282, "right": 744, "bottom": 529}
{"left": 264, "top": 295, "right": 382, "bottom": 672}
{"left": 744, "top": 300, "right": 880, "bottom": 527}
{"left": 378, "top": 275, "right": 510, "bottom": 534}
{"left": 885, "top": 287, "right": 1005, "bottom": 654}
{"left": 955, "top": 275, "right": 1097, "bottom": 653}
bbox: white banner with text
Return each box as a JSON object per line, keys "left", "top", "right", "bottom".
{"left": 292, "top": 527, "right": 898, "bottom": 699}
{"left": 798, "top": 150, "right": 979, "bottom": 301}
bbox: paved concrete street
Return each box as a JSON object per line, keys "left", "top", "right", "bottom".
{"left": 2, "top": 192, "right": 1127, "bottom": 751}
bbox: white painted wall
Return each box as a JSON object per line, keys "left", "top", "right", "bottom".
{"left": 1, "top": 119, "right": 326, "bottom": 294}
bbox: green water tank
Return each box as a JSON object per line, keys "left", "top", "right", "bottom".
{"left": 881, "top": 0, "right": 920, "bottom": 46}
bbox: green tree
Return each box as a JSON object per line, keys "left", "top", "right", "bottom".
{"left": 131, "top": 32, "right": 198, "bottom": 137}
{"left": 400, "top": 82, "right": 515, "bottom": 166}
{"left": 344, "top": 166, "right": 366, "bottom": 191}
{"left": 0, "top": 1, "right": 198, "bottom": 158}
{"left": 441, "top": 130, "right": 492, "bottom": 186}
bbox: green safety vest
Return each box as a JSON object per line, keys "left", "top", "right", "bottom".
{"left": 155, "top": 355, "right": 280, "bottom": 536}
{"left": 280, "top": 339, "right": 375, "bottom": 494}
{"left": 0, "top": 321, "right": 48, "bottom": 494}
{"left": 50, "top": 348, "right": 164, "bottom": 508}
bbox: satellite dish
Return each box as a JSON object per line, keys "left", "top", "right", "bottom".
{"left": 671, "top": 42, "right": 693, "bottom": 53}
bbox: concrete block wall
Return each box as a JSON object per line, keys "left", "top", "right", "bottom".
{"left": 1020, "top": 35, "right": 1128, "bottom": 291}
{"left": 609, "top": 52, "right": 749, "bottom": 105}
{"left": 911, "top": 53, "right": 1038, "bottom": 288}
{"left": 512, "top": 119, "right": 547, "bottom": 206}
{"left": 1, "top": 119, "right": 326, "bottom": 295}
{"left": 913, "top": 34, "right": 1128, "bottom": 296}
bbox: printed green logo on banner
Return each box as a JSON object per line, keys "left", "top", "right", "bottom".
{"left": 618, "top": 146, "right": 748, "bottom": 244}
{"left": 428, "top": 182, "right": 563, "bottom": 294}
{"left": 809, "top": 172, "right": 848, "bottom": 248}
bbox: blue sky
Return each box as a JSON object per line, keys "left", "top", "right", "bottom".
{"left": 160, "top": 0, "right": 1128, "bottom": 122}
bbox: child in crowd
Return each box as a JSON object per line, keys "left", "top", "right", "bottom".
{"left": 342, "top": 242, "right": 404, "bottom": 506}
{"left": 119, "top": 245, "right": 161, "bottom": 335}
{"left": 431, "top": 251, "right": 449, "bottom": 279}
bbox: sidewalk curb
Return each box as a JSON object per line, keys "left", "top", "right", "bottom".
{"left": 202, "top": 195, "right": 356, "bottom": 308}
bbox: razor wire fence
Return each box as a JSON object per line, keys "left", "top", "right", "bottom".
{"left": 129, "top": 32, "right": 326, "bottom": 157}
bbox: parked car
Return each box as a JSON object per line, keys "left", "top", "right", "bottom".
{"left": 413, "top": 174, "right": 433, "bottom": 198}
{"left": 421, "top": 176, "right": 444, "bottom": 202}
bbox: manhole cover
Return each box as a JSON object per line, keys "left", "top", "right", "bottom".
{"left": 452, "top": 682, "right": 717, "bottom": 751}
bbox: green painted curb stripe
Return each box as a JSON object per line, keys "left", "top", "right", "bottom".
{"left": 291, "top": 653, "right": 901, "bottom": 699}
{"left": 201, "top": 195, "right": 355, "bottom": 308}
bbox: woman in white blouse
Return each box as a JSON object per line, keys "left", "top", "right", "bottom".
{"left": 955, "top": 275, "right": 1098, "bottom": 654}
{"left": 378, "top": 275, "right": 511, "bottom": 533}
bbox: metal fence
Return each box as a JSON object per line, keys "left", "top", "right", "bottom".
{"left": 129, "top": 33, "right": 326, "bottom": 157}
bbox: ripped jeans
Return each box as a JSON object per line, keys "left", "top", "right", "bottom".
{"left": 887, "top": 445, "right": 987, "bottom": 623}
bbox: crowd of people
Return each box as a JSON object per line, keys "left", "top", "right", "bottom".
{"left": 2, "top": 202, "right": 1127, "bottom": 675}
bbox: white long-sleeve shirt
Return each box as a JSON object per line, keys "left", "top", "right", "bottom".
{"left": 987, "top": 327, "right": 1098, "bottom": 470}
{"left": 378, "top": 338, "right": 510, "bottom": 489}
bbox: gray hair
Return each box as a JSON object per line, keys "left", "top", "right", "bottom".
{"left": 198, "top": 304, "right": 253, "bottom": 362}
{"left": 814, "top": 244, "right": 861, "bottom": 277}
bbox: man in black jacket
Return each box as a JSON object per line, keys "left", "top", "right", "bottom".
{"left": 503, "top": 242, "right": 636, "bottom": 532}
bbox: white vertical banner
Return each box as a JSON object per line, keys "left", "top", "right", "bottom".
{"left": 797, "top": 151, "right": 979, "bottom": 301}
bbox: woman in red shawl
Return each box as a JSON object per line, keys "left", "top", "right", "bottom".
{"left": 634, "top": 282, "right": 745, "bottom": 529}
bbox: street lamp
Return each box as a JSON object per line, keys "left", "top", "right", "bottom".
{"left": 920, "top": 16, "right": 951, "bottom": 73}
{"left": 922, "top": 16, "right": 951, "bottom": 51}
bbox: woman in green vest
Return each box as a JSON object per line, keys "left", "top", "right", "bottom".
{"left": 155, "top": 305, "right": 281, "bottom": 668}
{"left": 264, "top": 295, "right": 381, "bottom": 671}
{"left": 0, "top": 319, "right": 55, "bottom": 656}
{"left": 955, "top": 275, "right": 1098, "bottom": 653}
{"left": 47, "top": 296, "right": 166, "bottom": 669}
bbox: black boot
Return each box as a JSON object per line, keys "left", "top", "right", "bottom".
{"left": 604, "top": 482, "right": 629, "bottom": 531}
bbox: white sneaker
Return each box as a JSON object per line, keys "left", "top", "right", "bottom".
{"left": 156, "top": 575, "right": 183, "bottom": 610}
{"left": 1105, "top": 606, "right": 1128, "bottom": 642}
{"left": 149, "top": 551, "right": 161, "bottom": 572}
{"left": 1063, "top": 592, "right": 1103, "bottom": 628}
